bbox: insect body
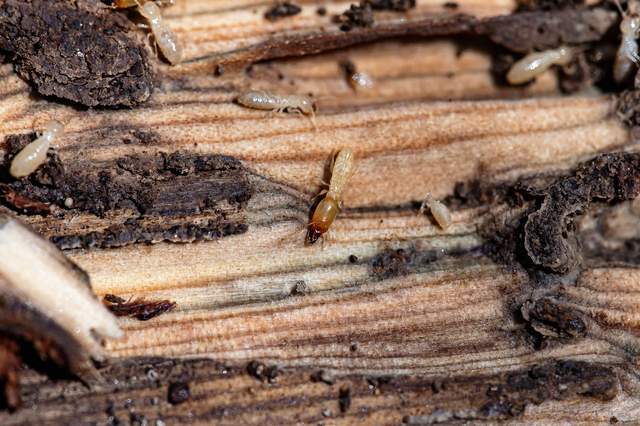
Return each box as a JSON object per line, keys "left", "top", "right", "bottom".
{"left": 10, "top": 120, "right": 65, "bottom": 179}
{"left": 506, "top": 46, "right": 574, "bottom": 85}
{"left": 419, "top": 193, "right": 451, "bottom": 229}
{"left": 614, "top": 12, "right": 640, "bottom": 84}
{"left": 237, "top": 90, "right": 315, "bottom": 114}
{"left": 138, "top": 1, "right": 183, "bottom": 65}
{"left": 307, "top": 147, "right": 355, "bottom": 244}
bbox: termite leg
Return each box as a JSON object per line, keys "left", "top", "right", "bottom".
{"left": 137, "top": 22, "right": 151, "bottom": 29}
{"left": 309, "top": 107, "right": 318, "bottom": 131}
{"left": 417, "top": 200, "right": 428, "bottom": 217}
{"left": 310, "top": 189, "right": 328, "bottom": 202}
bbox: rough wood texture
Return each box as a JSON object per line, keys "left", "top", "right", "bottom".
{"left": 0, "top": 0, "right": 639, "bottom": 424}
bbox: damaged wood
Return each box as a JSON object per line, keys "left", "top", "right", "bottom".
{"left": 205, "top": 8, "right": 616, "bottom": 70}
{"left": 0, "top": 356, "right": 625, "bottom": 425}
{"left": 0, "top": 0, "right": 152, "bottom": 107}
{"left": 0, "top": 0, "right": 637, "bottom": 422}
{"left": 0, "top": 139, "right": 253, "bottom": 248}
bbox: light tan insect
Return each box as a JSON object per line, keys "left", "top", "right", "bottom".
{"left": 237, "top": 90, "right": 317, "bottom": 128}
{"left": 10, "top": 120, "right": 66, "bottom": 179}
{"left": 419, "top": 193, "right": 451, "bottom": 229}
{"left": 111, "top": 0, "right": 182, "bottom": 65}
{"left": 506, "top": 45, "right": 575, "bottom": 85}
{"left": 285, "top": 148, "right": 355, "bottom": 245}
{"left": 613, "top": 0, "right": 640, "bottom": 84}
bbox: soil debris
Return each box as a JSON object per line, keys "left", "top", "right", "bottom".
{"left": 524, "top": 153, "right": 640, "bottom": 274}
{"left": 0, "top": 0, "right": 152, "bottom": 107}
{"left": 365, "top": 0, "right": 416, "bottom": 11}
{"left": 247, "top": 360, "right": 282, "bottom": 383}
{"left": 474, "top": 9, "right": 616, "bottom": 54}
{"left": 521, "top": 298, "right": 587, "bottom": 338}
{"left": 265, "top": 3, "right": 302, "bottom": 20}
{"left": 0, "top": 141, "right": 253, "bottom": 249}
{"left": 338, "top": 384, "right": 351, "bottom": 412}
{"left": 103, "top": 294, "right": 176, "bottom": 321}
{"left": 168, "top": 381, "right": 190, "bottom": 404}
{"left": 516, "top": 0, "right": 584, "bottom": 12}
{"left": 311, "top": 370, "right": 335, "bottom": 385}
{"left": 0, "top": 184, "right": 50, "bottom": 216}
{"left": 339, "top": 3, "right": 375, "bottom": 31}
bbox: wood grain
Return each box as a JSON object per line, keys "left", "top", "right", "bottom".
{"left": 0, "top": 0, "right": 638, "bottom": 424}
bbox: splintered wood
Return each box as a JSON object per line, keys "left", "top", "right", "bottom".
{"left": 0, "top": 0, "right": 639, "bottom": 424}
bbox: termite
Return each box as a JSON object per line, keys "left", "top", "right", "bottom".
{"left": 110, "top": 0, "right": 182, "bottom": 65}
{"left": 506, "top": 45, "right": 575, "bottom": 85}
{"left": 419, "top": 193, "right": 451, "bottom": 229}
{"left": 305, "top": 147, "right": 355, "bottom": 244}
{"left": 613, "top": 0, "right": 640, "bottom": 84}
{"left": 237, "top": 90, "right": 317, "bottom": 128}
{"left": 10, "top": 120, "right": 66, "bottom": 179}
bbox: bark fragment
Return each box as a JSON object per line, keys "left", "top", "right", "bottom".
{"left": 524, "top": 153, "right": 640, "bottom": 274}
{"left": 0, "top": 0, "right": 152, "bottom": 107}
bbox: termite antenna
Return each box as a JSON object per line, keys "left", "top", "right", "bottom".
{"left": 280, "top": 222, "right": 312, "bottom": 242}
{"left": 612, "top": 0, "right": 625, "bottom": 15}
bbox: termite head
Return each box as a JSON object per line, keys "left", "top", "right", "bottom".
{"left": 299, "top": 97, "right": 314, "bottom": 114}
{"left": 45, "top": 120, "right": 65, "bottom": 138}
{"left": 306, "top": 196, "right": 339, "bottom": 245}
{"left": 139, "top": 1, "right": 161, "bottom": 19}
{"left": 620, "top": 15, "right": 640, "bottom": 34}
{"left": 306, "top": 225, "right": 325, "bottom": 245}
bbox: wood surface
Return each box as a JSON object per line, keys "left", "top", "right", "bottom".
{"left": 1, "top": 0, "right": 639, "bottom": 424}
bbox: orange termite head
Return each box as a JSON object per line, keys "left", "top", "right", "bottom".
{"left": 306, "top": 224, "right": 325, "bottom": 245}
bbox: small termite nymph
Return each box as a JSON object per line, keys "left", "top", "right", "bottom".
{"left": 419, "top": 193, "right": 451, "bottom": 229}
{"left": 137, "top": 0, "right": 183, "bottom": 65}
{"left": 506, "top": 45, "right": 575, "bottom": 85}
{"left": 237, "top": 90, "right": 317, "bottom": 128}
{"left": 306, "top": 147, "right": 355, "bottom": 245}
{"left": 10, "top": 120, "right": 65, "bottom": 179}
{"left": 613, "top": 0, "right": 640, "bottom": 85}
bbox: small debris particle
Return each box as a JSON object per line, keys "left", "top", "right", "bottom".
{"left": 64, "top": 197, "right": 74, "bottom": 208}
{"left": 349, "top": 254, "right": 358, "bottom": 263}
{"left": 350, "top": 343, "right": 358, "bottom": 351}
{"left": 0, "top": 184, "right": 50, "bottom": 216}
{"left": 103, "top": 294, "right": 176, "bottom": 321}
{"left": 444, "top": 2, "right": 459, "bottom": 8}
{"left": 247, "top": 360, "right": 282, "bottom": 383}
{"left": 317, "top": 6, "right": 327, "bottom": 15}
{"left": 338, "top": 385, "right": 351, "bottom": 412}
{"left": 311, "top": 370, "right": 335, "bottom": 385}
{"left": 168, "top": 382, "right": 190, "bottom": 404}
{"left": 156, "top": 421, "right": 166, "bottom": 426}
{"left": 146, "top": 368, "right": 158, "bottom": 380}
{"left": 610, "top": 416, "right": 619, "bottom": 424}
{"left": 291, "top": 280, "right": 308, "bottom": 295}
{"left": 322, "top": 409, "right": 331, "bottom": 417}
{"left": 365, "top": 0, "right": 416, "bottom": 11}
{"left": 265, "top": 3, "right": 302, "bottom": 20}
{"left": 339, "top": 3, "right": 374, "bottom": 31}
{"left": 216, "top": 65, "right": 226, "bottom": 75}
{"left": 130, "top": 413, "right": 147, "bottom": 426}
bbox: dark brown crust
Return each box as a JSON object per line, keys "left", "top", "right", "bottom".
{"left": 0, "top": 0, "right": 152, "bottom": 107}
{"left": 0, "top": 356, "right": 619, "bottom": 424}
{"left": 524, "top": 153, "right": 640, "bottom": 274}
{"left": 474, "top": 9, "right": 616, "bottom": 53}
{"left": 1, "top": 135, "right": 253, "bottom": 249}
{"left": 103, "top": 294, "right": 176, "bottom": 321}
{"left": 209, "top": 9, "right": 615, "bottom": 69}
